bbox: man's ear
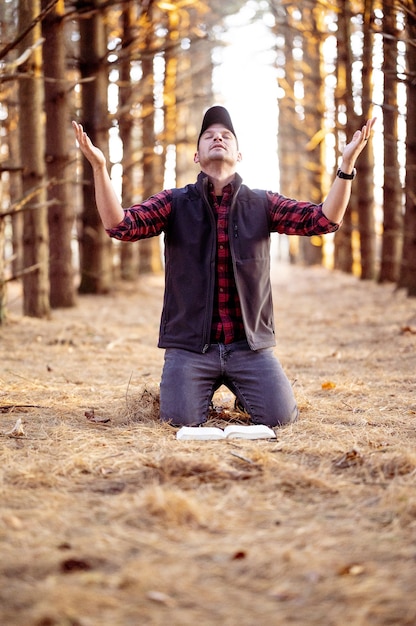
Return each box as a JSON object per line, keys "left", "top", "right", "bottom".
{"left": 237, "top": 151, "right": 242, "bottom": 162}
{"left": 194, "top": 152, "right": 200, "bottom": 163}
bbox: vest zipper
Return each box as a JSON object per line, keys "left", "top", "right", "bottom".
{"left": 228, "top": 184, "right": 256, "bottom": 348}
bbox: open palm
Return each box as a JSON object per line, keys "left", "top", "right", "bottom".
{"left": 72, "top": 121, "right": 106, "bottom": 169}
{"left": 342, "top": 117, "right": 376, "bottom": 164}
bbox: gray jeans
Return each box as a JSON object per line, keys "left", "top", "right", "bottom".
{"left": 160, "top": 340, "right": 298, "bottom": 427}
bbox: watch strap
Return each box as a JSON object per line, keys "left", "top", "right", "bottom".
{"left": 337, "top": 167, "right": 356, "bottom": 180}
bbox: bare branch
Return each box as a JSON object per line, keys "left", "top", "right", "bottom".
{"left": 0, "top": 165, "right": 24, "bottom": 173}
{"left": 0, "top": 199, "right": 60, "bottom": 220}
{"left": 0, "top": 0, "right": 59, "bottom": 61}
{"left": 0, "top": 38, "right": 45, "bottom": 75}
{"left": 0, "top": 178, "right": 64, "bottom": 218}
{"left": 3, "top": 262, "right": 45, "bottom": 283}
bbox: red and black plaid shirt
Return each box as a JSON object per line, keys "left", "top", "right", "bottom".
{"left": 209, "top": 180, "right": 245, "bottom": 343}
{"left": 107, "top": 178, "right": 339, "bottom": 344}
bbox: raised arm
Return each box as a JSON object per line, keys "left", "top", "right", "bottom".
{"left": 72, "top": 121, "right": 124, "bottom": 229}
{"left": 322, "top": 117, "right": 376, "bottom": 224}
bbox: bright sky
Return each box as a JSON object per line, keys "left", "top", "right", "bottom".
{"left": 213, "top": 8, "right": 279, "bottom": 190}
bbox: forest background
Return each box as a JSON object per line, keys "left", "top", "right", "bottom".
{"left": 0, "top": 0, "right": 415, "bottom": 321}
{"left": 1, "top": 2, "right": 416, "bottom": 625}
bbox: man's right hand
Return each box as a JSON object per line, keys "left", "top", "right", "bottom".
{"left": 71, "top": 121, "right": 124, "bottom": 229}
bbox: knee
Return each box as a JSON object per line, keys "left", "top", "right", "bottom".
{"left": 253, "top": 402, "right": 298, "bottom": 428}
{"left": 277, "top": 403, "right": 299, "bottom": 427}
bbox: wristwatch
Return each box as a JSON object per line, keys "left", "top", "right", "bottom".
{"left": 337, "top": 167, "right": 356, "bottom": 180}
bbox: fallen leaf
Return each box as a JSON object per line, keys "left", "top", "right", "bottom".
{"left": 85, "top": 409, "right": 111, "bottom": 424}
{"left": 100, "top": 466, "right": 114, "bottom": 476}
{"left": 147, "top": 590, "right": 175, "bottom": 606}
{"left": 2, "top": 514, "right": 24, "bottom": 530}
{"left": 338, "top": 563, "right": 365, "bottom": 576}
{"left": 400, "top": 325, "right": 416, "bottom": 335}
{"left": 232, "top": 550, "right": 246, "bottom": 560}
{"left": 5, "top": 418, "right": 25, "bottom": 437}
{"left": 322, "top": 381, "right": 336, "bottom": 390}
{"left": 60, "top": 558, "right": 92, "bottom": 573}
{"left": 332, "top": 448, "right": 364, "bottom": 469}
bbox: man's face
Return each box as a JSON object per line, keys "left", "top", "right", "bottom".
{"left": 194, "top": 123, "right": 241, "bottom": 167}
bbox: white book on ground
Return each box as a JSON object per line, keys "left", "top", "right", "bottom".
{"left": 176, "top": 424, "right": 276, "bottom": 441}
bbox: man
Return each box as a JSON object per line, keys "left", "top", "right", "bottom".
{"left": 72, "top": 106, "right": 375, "bottom": 427}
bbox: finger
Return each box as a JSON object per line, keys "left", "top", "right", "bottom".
{"left": 73, "top": 121, "right": 85, "bottom": 137}
{"left": 362, "top": 117, "right": 376, "bottom": 141}
{"left": 360, "top": 123, "right": 370, "bottom": 141}
{"left": 367, "top": 117, "right": 376, "bottom": 130}
{"left": 72, "top": 121, "right": 83, "bottom": 142}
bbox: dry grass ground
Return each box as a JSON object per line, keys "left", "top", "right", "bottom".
{"left": 1, "top": 262, "right": 416, "bottom": 626}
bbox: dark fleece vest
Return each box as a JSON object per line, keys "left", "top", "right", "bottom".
{"left": 158, "top": 172, "right": 276, "bottom": 353}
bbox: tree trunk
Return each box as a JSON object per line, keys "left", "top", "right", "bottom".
{"left": 299, "top": 2, "right": 325, "bottom": 266}
{"left": 334, "top": 1, "right": 355, "bottom": 273}
{"left": 0, "top": 217, "right": 5, "bottom": 324}
{"left": 6, "top": 95, "right": 24, "bottom": 280}
{"left": 138, "top": 14, "right": 163, "bottom": 275}
{"left": 275, "top": 15, "right": 302, "bottom": 263}
{"left": 379, "top": 2, "right": 403, "bottom": 283}
{"left": 398, "top": 3, "right": 416, "bottom": 296}
{"left": 18, "top": 0, "right": 50, "bottom": 318}
{"left": 78, "top": 0, "right": 113, "bottom": 294}
{"left": 42, "top": 0, "right": 76, "bottom": 307}
{"left": 357, "top": 0, "right": 376, "bottom": 280}
{"left": 118, "top": 1, "right": 139, "bottom": 281}
{"left": 176, "top": 37, "right": 215, "bottom": 187}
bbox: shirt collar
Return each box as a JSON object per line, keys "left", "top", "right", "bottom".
{"left": 197, "top": 171, "right": 243, "bottom": 194}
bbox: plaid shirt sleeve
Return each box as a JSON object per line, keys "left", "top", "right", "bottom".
{"left": 105, "top": 189, "right": 173, "bottom": 241}
{"left": 266, "top": 191, "right": 340, "bottom": 235}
